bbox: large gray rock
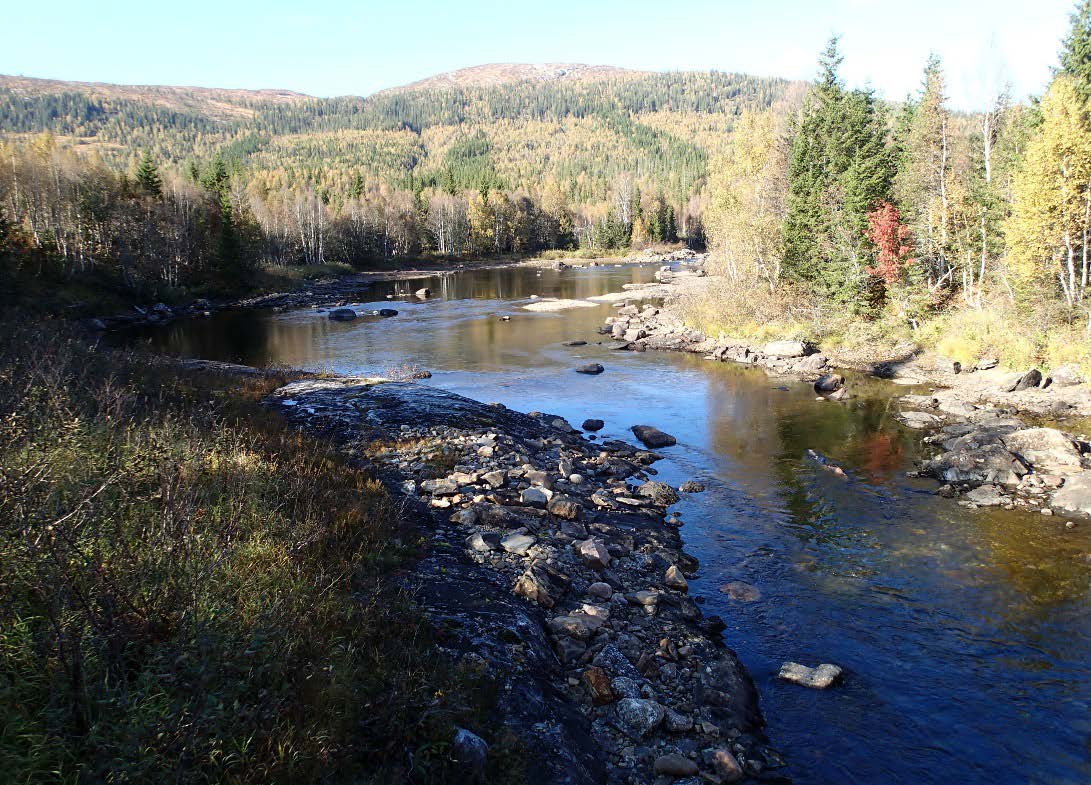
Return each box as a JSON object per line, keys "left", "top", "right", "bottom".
{"left": 1004, "top": 368, "right": 1043, "bottom": 392}
{"left": 581, "top": 418, "right": 605, "bottom": 431}
{"left": 1004, "top": 427, "right": 1083, "bottom": 472}
{"left": 1050, "top": 363, "right": 1086, "bottom": 387}
{"left": 922, "top": 444, "right": 1029, "bottom": 487}
{"left": 613, "top": 698, "right": 665, "bottom": 739}
{"left": 637, "top": 480, "right": 680, "bottom": 505}
{"left": 631, "top": 424, "right": 677, "bottom": 448}
{"left": 1052, "top": 474, "right": 1091, "bottom": 515}
{"left": 763, "top": 340, "right": 808, "bottom": 358}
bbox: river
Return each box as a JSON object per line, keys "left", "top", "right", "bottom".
{"left": 123, "top": 262, "right": 1091, "bottom": 785}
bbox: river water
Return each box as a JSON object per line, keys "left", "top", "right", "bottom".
{"left": 126, "top": 263, "right": 1091, "bottom": 785}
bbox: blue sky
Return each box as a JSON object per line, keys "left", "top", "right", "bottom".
{"left": 0, "top": 0, "right": 1076, "bottom": 110}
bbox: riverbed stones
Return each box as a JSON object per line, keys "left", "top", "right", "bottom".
{"left": 709, "top": 748, "right": 745, "bottom": 782}
{"left": 576, "top": 363, "right": 605, "bottom": 375}
{"left": 637, "top": 480, "right": 680, "bottom": 505}
{"left": 576, "top": 538, "right": 612, "bottom": 569}
{"left": 521, "top": 486, "right": 553, "bottom": 506}
{"left": 778, "top": 661, "right": 843, "bottom": 689}
{"left": 631, "top": 425, "right": 677, "bottom": 448}
{"left": 922, "top": 444, "right": 1029, "bottom": 487}
{"left": 614, "top": 698, "right": 665, "bottom": 739}
{"left": 719, "top": 581, "right": 761, "bottom": 602}
{"left": 582, "top": 418, "right": 605, "bottom": 431}
{"left": 548, "top": 494, "right": 582, "bottom": 520}
{"left": 500, "top": 533, "right": 536, "bottom": 555}
{"left": 653, "top": 753, "right": 698, "bottom": 777}
{"left": 328, "top": 307, "right": 357, "bottom": 321}
{"left": 664, "top": 565, "right": 689, "bottom": 592}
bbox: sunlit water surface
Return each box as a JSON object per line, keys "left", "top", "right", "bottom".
{"left": 125, "top": 264, "right": 1091, "bottom": 785}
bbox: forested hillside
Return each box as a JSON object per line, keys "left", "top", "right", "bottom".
{"left": 0, "top": 67, "right": 795, "bottom": 301}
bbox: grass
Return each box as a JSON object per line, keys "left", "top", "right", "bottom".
{"left": 676, "top": 276, "right": 1091, "bottom": 377}
{"left": 0, "top": 321, "right": 522, "bottom": 785}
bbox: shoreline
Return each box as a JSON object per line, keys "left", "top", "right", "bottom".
{"left": 600, "top": 271, "right": 1091, "bottom": 521}
{"left": 266, "top": 374, "right": 782, "bottom": 784}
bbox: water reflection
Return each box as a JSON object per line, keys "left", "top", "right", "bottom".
{"left": 124, "top": 263, "right": 1091, "bottom": 785}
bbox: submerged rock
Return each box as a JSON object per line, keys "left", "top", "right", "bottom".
{"left": 581, "top": 418, "right": 605, "bottom": 431}
{"left": 328, "top": 307, "right": 357, "bottom": 321}
{"left": 576, "top": 363, "right": 605, "bottom": 375}
{"left": 719, "top": 581, "right": 761, "bottom": 602}
{"left": 778, "top": 661, "right": 843, "bottom": 689}
{"left": 814, "top": 373, "right": 845, "bottom": 393}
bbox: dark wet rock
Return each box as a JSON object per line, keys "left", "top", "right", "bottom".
{"left": 631, "top": 425, "right": 677, "bottom": 448}
{"left": 581, "top": 418, "right": 605, "bottom": 431}
{"left": 719, "top": 581, "right": 761, "bottom": 602}
{"left": 563, "top": 340, "right": 587, "bottom": 346}
{"left": 328, "top": 307, "right": 357, "bottom": 321}
{"left": 778, "top": 661, "right": 843, "bottom": 689}
{"left": 814, "top": 373, "right": 845, "bottom": 393}
{"left": 576, "top": 363, "right": 604, "bottom": 375}
{"left": 377, "top": 308, "right": 399, "bottom": 317}
{"left": 451, "top": 727, "right": 488, "bottom": 783}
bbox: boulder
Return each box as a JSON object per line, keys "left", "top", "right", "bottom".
{"left": 664, "top": 565, "right": 689, "bottom": 592}
{"left": 378, "top": 308, "right": 399, "bottom": 317}
{"left": 631, "top": 424, "right": 677, "bottom": 448}
{"left": 897, "top": 410, "right": 943, "bottom": 429}
{"left": 1004, "top": 427, "right": 1083, "bottom": 472}
{"left": 1005, "top": 368, "right": 1043, "bottom": 392}
{"left": 778, "top": 661, "right": 843, "bottom": 689}
{"left": 328, "top": 308, "right": 357, "bottom": 321}
{"left": 653, "top": 754, "right": 699, "bottom": 777}
{"left": 581, "top": 418, "right": 605, "bottom": 431}
{"left": 547, "top": 494, "right": 582, "bottom": 520}
{"left": 576, "top": 363, "right": 604, "bottom": 375}
{"left": 1050, "top": 363, "right": 1086, "bottom": 387}
{"left": 415, "top": 287, "right": 431, "bottom": 299}
{"left": 637, "top": 480, "right": 680, "bottom": 505}
{"left": 547, "top": 613, "right": 604, "bottom": 640}
{"left": 814, "top": 373, "right": 845, "bottom": 393}
{"left": 763, "top": 340, "right": 808, "bottom": 358}
{"left": 1052, "top": 474, "right": 1091, "bottom": 515}
{"left": 922, "top": 444, "right": 1029, "bottom": 487}
{"left": 521, "top": 487, "right": 553, "bottom": 506}
{"left": 963, "top": 485, "right": 1006, "bottom": 506}
{"left": 451, "top": 727, "right": 488, "bottom": 784}
{"left": 582, "top": 666, "right": 615, "bottom": 705}
{"left": 576, "top": 538, "right": 612, "bottom": 569}
{"left": 679, "top": 480, "right": 705, "bottom": 493}
{"left": 709, "top": 748, "right": 745, "bottom": 783}
{"left": 513, "top": 562, "right": 569, "bottom": 607}
{"left": 613, "top": 698, "right": 665, "bottom": 739}
{"left": 500, "top": 533, "right": 536, "bottom": 555}
{"left": 465, "top": 531, "right": 501, "bottom": 552}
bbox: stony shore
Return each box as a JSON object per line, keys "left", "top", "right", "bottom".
{"left": 268, "top": 377, "right": 786, "bottom": 785}
{"left": 600, "top": 261, "right": 1091, "bottom": 522}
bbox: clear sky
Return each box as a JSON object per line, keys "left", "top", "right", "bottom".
{"left": 0, "top": 0, "right": 1076, "bottom": 110}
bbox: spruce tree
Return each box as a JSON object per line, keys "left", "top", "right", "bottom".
{"left": 1060, "top": 0, "right": 1091, "bottom": 102}
{"left": 134, "top": 150, "right": 162, "bottom": 197}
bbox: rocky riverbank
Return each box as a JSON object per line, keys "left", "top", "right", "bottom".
{"left": 267, "top": 376, "right": 785, "bottom": 785}
{"left": 599, "top": 267, "right": 1091, "bottom": 521}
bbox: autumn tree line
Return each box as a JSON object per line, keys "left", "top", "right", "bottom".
{"left": 706, "top": 4, "right": 1091, "bottom": 340}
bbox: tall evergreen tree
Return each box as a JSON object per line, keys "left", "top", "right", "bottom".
{"left": 134, "top": 150, "right": 162, "bottom": 197}
{"left": 783, "top": 37, "right": 894, "bottom": 306}
{"left": 1060, "top": 0, "right": 1091, "bottom": 102}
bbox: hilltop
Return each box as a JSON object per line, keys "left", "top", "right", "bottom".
{"left": 382, "top": 62, "right": 647, "bottom": 92}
